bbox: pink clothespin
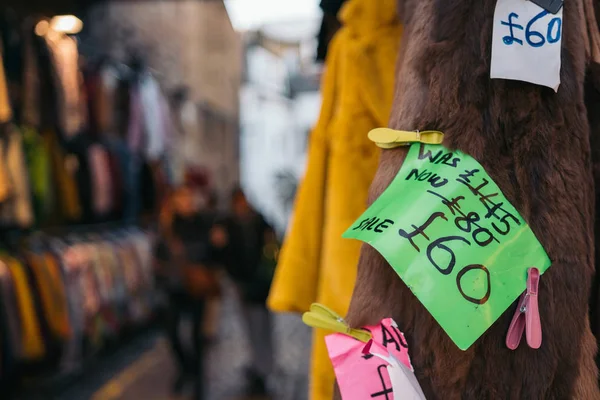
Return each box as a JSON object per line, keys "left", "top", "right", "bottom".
{"left": 506, "top": 267, "right": 542, "bottom": 350}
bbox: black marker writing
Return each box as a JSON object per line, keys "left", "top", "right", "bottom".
{"left": 398, "top": 212, "right": 448, "bottom": 252}
{"left": 370, "top": 365, "right": 394, "bottom": 399}
{"left": 406, "top": 168, "right": 449, "bottom": 188}
{"left": 457, "top": 264, "right": 491, "bottom": 304}
{"left": 427, "top": 236, "right": 472, "bottom": 275}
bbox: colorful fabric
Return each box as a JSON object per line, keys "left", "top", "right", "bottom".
{"left": 4, "top": 256, "right": 45, "bottom": 360}
{"left": 44, "top": 130, "right": 81, "bottom": 222}
{"left": 22, "top": 126, "right": 54, "bottom": 224}
{"left": 26, "top": 252, "right": 72, "bottom": 341}
{"left": 0, "top": 259, "right": 23, "bottom": 359}
{"left": 88, "top": 144, "right": 113, "bottom": 216}
{"left": 44, "top": 33, "right": 86, "bottom": 137}
{"left": 0, "top": 126, "right": 34, "bottom": 228}
{"left": 0, "top": 41, "right": 12, "bottom": 124}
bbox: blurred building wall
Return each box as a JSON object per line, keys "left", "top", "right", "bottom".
{"left": 238, "top": 25, "right": 322, "bottom": 400}
{"left": 239, "top": 28, "right": 321, "bottom": 235}
{"left": 84, "top": 0, "right": 242, "bottom": 199}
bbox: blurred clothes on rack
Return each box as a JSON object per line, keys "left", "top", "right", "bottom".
{"left": 0, "top": 228, "right": 155, "bottom": 386}
{"left": 0, "top": 23, "right": 175, "bottom": 228}
{"left": 0, "top": 12, "right": 182, "bottom": 394}
{"left": 268, "top": 1, "right": 403, "bottom": 399}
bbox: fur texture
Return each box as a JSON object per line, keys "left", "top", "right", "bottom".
{"left": 341, "top": 0, "right": 600, "bottom": 398}
{"left": 589, "top": 0, "right": 600, "bottom": 376}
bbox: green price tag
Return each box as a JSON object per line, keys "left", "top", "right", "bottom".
{"left": 343, "top": 143, "right": 551, "bottom": 350}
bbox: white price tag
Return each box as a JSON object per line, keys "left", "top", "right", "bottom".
{"left": 368, "top": 346, "right": 426, "bottom": 399}
{"left": 387, "top": 362, "right": 427, "bottom": 400}
{"left": 490, "top": 0, "right": 563, "bottom": 91}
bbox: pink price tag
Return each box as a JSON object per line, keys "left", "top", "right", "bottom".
{"left": 325, "top": 318, "right": 413, "bottom": 400}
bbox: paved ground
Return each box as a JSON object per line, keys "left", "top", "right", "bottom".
{"left": 16, "top": 280, "right": 312, "bottom": 400}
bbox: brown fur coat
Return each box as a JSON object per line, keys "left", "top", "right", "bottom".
{"left": 589, "top": 0, "right": 600, "bottom": 375}
{"left": 340, "top": 0, "right": 600, "bottom": 398}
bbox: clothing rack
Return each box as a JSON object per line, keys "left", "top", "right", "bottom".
{"left": 0, "top": 15, "right": 180, "bottom": 397}
{"left": 0, "top": 225, "right": 158, "bottom": 399}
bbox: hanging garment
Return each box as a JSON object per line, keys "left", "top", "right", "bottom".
{"left": 0, "top": 38, "right": 12, "bottom": 124}
{"left": 85, "top": 63, "right": 119, "bottom": 139}
{"left": 88, "top": 242, "right": 119, "bottom": 338}
{"left": 68, "top": 244, "right": 100, "bottom": 327}
{"left": 105, "top": 137, "right": 133, "bottom": 220}
{"left": 44, "top": 32, "right": 86, "bottom": 138}
{"left": 130, "top": 231, "right": 153, "bottom": 290}
{"left": 88, "top": 144, "right": 113, "bottom": 217}
{"left": 22, "top": 24, "right": 40, "bottom": 129}
{"left": 342, "top": 0, "right": 600, "bottom": 399}
{"left": 127, "top": 82, "right": 144, "bottom": 154}
{"left": 0, "top": 259, "right": 23, "bottom": 360}
{"left": 26, "top": 252, "right": 71, "bottom": 341}
{"left": 105, "top": 149, "right": 124, "bottom": 219}
{"left": 138, "top": 161, "right": 158, "bottom": 216}
{"left": 44, "top": 130, "right": 81, "bottom": 223}
{"left": 22, "top": 126, "right": 54, "bottom": 225}
{"left": 49, "top": 240, "right": 84, "bottom": 373}
{"left": 99, "top": 65, "right": 118, "bottom": 134}
{"left": 0, "top": 12, "right": 22, "bottom": 123}
{"left": 120, "top": 241, "right": 145, "bottom": 322}
{"left": 117, "top": 244, "right": 139, "bottom": 295}
{"left": 65, "top": 135, "right": 95, "bottom": 223}
{"left": 2, "top": 256, "right": 45, "bottom": 361}
{"left": 267, "top": 1, "right": 402, "bottom": 399}
{"left": 0, "top": 130, "right": 12, "bottom": 204}
{"left": 139, "top": 74, "right": 170, "bottom": 161}
{"left": 0, "top": 126, "right": 34, "bottom": 228}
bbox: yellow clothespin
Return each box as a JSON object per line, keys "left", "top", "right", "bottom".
{"left": 302, "top": 303, "right": 372, "bottom": 343}
{"left": 368, "top": 128, "right": 444, "bottom": 149}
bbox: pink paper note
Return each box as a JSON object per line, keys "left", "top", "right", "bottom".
{"left": 325, "top": 318, "right": 413, "bottom": 400}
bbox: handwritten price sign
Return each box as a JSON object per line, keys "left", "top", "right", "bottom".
{"left": 326, "top": 319, "right": 413, "bottom": 400}
{"left": 501, "top": 10, "right": 561, "bottom": 47}
{"left": 343, "top": 144, "right": 551, "bottom": 350}
{"left": 490, "top": 0, "right": 563, "bottom": 90}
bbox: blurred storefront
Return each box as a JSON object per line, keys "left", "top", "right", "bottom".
{"left": 0, "top": 4, "right": 172, "bottom": 397}
{"left": 237, "top": 14, "right": 324, "bottom": 400}
{"left": 239, "top": 21, "right": 322, "bottom": 235}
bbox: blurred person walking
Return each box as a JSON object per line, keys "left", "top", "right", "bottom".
{"left": 154, "top": 185, "right": 221, "bottom": 399}
{"left": 203, "top": 191, "right": 223, "bottom": 343}
{"left": 215, "top": 188, "right": 278, "bottom": 397}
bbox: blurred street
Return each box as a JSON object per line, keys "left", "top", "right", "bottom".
{"left": 15, "top": 281, "right": 311, "bottom": 400}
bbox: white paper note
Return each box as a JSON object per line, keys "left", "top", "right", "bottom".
{"left": 490, "top": 0, "right": 563, "bottom": 91}
{"left": 368, "top": 345, "right": 427, "bottom": 399}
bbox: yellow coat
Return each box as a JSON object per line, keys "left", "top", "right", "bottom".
{"left": 268, "top": 1, "right": 402, "bottom": 399}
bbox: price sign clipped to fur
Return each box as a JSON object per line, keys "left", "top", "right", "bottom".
{"left": 490, "top": 0, "right": 563, "bottom": 91}
{"left": 343, "top": 144, "right": 551, "bottom": 350}
{"left": 326, "top": 319, "right": 414, "bottom": 400}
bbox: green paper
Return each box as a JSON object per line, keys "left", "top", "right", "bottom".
{"left": 343, "top": 143, "right": 551, "bottom": 350}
